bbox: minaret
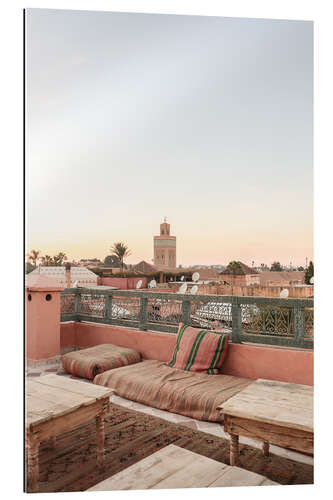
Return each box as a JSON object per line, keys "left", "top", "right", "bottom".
{"left": 153, "top": 217, "right": 176, "bottom": 268}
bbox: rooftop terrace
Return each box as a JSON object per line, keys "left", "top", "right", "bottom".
{"left": 25, "top": 284, "right": 314, "bottom": 492}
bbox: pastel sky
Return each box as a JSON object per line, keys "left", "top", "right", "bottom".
{"left": 26, "top": 9, "right": 313, "bottom": 267}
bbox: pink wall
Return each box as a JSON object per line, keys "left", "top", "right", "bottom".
{"left": 222, "top": 343, "right": 313, "bottom": 386}
{"left": 60, "top": 322, "right": 313, "bottom": 386}
{"left": 97, "top": 277, "right": 148, "bottom": 289}
{"left": 26, "top": 289, "right": 61, "bottom": 362}
{"left": 60, "top": 321, "right": 77, "bottom": 352}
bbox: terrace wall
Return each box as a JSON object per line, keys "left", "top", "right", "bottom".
{"left": 60, "top": 322, "right": 313, "bottom": 386}
{"left": 97, "top": 277, "right": 148, "bottom": 289}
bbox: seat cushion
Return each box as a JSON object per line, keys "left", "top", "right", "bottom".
{"left": 94, "top": 360, "right": 252, "bottom": 422}
{"left": 61, "top": 344, "right": 142, "bottom": 380}
{"left": 167, "top": 323, "right": 229, "bottom": 374}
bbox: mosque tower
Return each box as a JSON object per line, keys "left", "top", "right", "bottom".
{"left": 153, "top": 218, "right": 176, "bottom": 268}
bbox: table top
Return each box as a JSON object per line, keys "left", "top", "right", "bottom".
{"left": 218, "top": 378, "right": 313, "bottom": 432}
{"left": 88, "top": 444, "right": 277, "bottom": 490}
{"left": 26, "top": 374, "right": 114, "bottom": 427}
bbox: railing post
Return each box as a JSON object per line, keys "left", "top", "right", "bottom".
{"left": 231, "top": 299, "right": 242, "bottom": 344}
{"left": 74, "top": 292, "right": 81, "bottom": 321}
{"left": 293, "top": 305, "right": 305, "bottom": 346}
{"left": 104, "top": 294, "right": 113, "bottom": 322}
{"left": 181, "top": 299, "right": 191, "bottom": 325}
{"left": 139, "top": 297, "right": 148, "bottom": 331}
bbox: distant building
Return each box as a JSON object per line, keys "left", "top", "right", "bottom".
{"left": 79, "top": 258, "right": 102, "bottom": 268}
{"left": 219, "top": 262, "right": 259, "bottom": 287}
{"left": 28, "top": 266, "right": 98, "bottom": 287}
{"left": 132, "top": 260, "right": 157, "bottom": 274}
{"left": 257, "top": 271, "right": 305, "bottom": 287}
{"left": 153, "top": 218, "right": 176, "bottom": 268}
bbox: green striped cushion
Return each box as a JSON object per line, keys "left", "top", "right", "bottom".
{"left": 168, "top": 323, "right": 229, "bottom": 374}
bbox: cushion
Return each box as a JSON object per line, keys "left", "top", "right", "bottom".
{"left": 168, "top": 323, "right": 229, "bottom": 374}
{"left": 61, "top": 344, "right": 142, "bottom": 380}
{"left": 93, "top": 359, "right": 252, "bottom": 422}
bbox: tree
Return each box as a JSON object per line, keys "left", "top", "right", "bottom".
{"left": 41, "top": 252, "right": 67, "bottom": 266}
{"left": 305, "top": 261, "right": 314, "bottom": 284}
{"left": 25, "top": 262, "right": 35, "bottom": 274}
{"left": 270, "top": 261, "right": 282, "bottom": 272}
{"left": 104, "top": 255, "right": 121, "bottom": 267}
{"left": 27, "top": 249, "right": 41, "bottom": 267}
{"left": 110, "top": 242, "right": 131, "bottom": 273}
{"left": 225, "top": 261, "right": 243, "bottom": 275}
{"left": 52, "top": 252, "right": 67, "bottom": 266}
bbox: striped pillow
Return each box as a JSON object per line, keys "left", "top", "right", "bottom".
{"left": 168, "top": 323, "right": 229, "bottom": 374}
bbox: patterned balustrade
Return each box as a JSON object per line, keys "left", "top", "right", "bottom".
{"left": 60, "top": 288, "right": 313, "bottom": 349}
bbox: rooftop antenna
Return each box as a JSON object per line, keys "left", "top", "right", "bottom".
{"left": 190, "top": 285, "right": 198, "bottom": 295}
{"left": 192, "top": 272, "right": 200, "bottom": 283}
{"left": 136, "top": 279, "right": 143, "bottom": 289}
{"left": 178, "top": 283, "right": 187, "bottom": 294}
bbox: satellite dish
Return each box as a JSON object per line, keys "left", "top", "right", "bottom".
{"left": 310, "top": 276, "right": 314, "bottom": 284}
{"left": 149, "top": 279, "right": 157, "bottom": 288}
{"left": 190, "top": 285, "right": 198, "bottom": 295}
{"left": 192, "top": 272, "right": 200, "bottom": 282}
{"left": 73, "top": 280, "right": 79, "bottom": 288}
{"left": 180, "top": 275, "right": 185, "bottom": 281}
{"left": 136, "top": 280, "right": 142, "bottom": 289}
{"left": 280, "top": 288, "right": 289, "bottom": 298}
{"left": 179, "top": 283, "right": 187, "bottom": 294}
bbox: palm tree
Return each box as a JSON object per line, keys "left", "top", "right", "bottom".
{"left": 41, "top": 255, "right": 53, "bottom": 266}
{"left": 27, "top": 249, "right": 41, "bottom": 267}
{"left": 110, "top": 242, "right": 131, "bottom": 274}
{"left": 52, "top": 252, "right": 67, "bottom": 266}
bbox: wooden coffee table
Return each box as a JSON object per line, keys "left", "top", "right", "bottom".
{"left": 25, "top": 374, "right": 114, "bottom": 492}
{"left": 88, "top": 444, "right": 277, "bottom": 490}
{"left": 218, "top": 378, "right": 313, "bottom": 466}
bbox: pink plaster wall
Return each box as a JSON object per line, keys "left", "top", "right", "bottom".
{"left": 221, "top": 343, "right": 313, "bottom": 386}
{"left": 60, "top": 321, "right": 77, "bottom": 351}
{"left": 26, "top": 289, "right": 61, "bottom": 361}
{"left": 60, "top": 322, "right": 313, "bottom": 386}
{"left": 97, "top": 277, "right": 148, "bottom": 289}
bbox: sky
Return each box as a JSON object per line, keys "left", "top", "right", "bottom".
{"left": 26, "top": 9, "right": 313, "bottom": 268}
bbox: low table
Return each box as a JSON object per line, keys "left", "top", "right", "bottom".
{"left": 88, "top": 444, "right": 277, "bottom": 490}
{"left": 25, "top": 374, "right": 114, "bottom": 492}
{"left": 218, "top": 378, "right": 313, "bottom": 466}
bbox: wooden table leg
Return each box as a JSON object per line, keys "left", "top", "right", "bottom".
{"left": 229, "top": 433, "right": 239, "bottom": 466}
{"left": 26, "top": 431, "right": 39, "bottom": 492}
{"left": 262, "top": 440, "right": 270, "bottom": 457}
{"left": 96, "top": 414, "right": 105, "bottom": 469}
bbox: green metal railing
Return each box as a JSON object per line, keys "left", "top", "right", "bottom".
{"left": 60, "top": 288, "right": 314, "bottom": 349}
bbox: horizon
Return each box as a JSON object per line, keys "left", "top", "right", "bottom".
{"left": 26, "top": 10, "right": 313, "bottom": 267}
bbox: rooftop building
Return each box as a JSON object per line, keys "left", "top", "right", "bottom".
{"left": 28, "top": 266, "right": 98, "bottom": 288}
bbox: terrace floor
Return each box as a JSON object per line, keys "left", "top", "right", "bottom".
{"left": 26, "top": 362, "right": 313, "bottom": 491}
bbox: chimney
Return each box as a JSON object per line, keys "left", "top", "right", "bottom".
{"left": 65, "top": 262, "right": 71, "bottom": 288}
